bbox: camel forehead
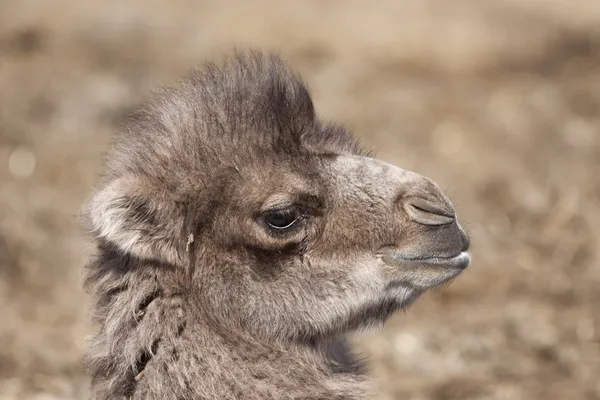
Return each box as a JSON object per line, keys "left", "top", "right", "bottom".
{"left": 230, "top": 160, "right": 322, "bottom": 204}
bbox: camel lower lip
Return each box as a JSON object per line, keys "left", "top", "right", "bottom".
{"left": 380, "top": 250, "right": 471, "bottom": 269}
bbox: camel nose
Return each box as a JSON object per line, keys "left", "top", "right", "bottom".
{"left": 403, "top": 196, "right": 456, "bottom": 226}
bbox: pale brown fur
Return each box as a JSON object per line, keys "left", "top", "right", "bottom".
{"left": 83, "top": 50, "right": 471, "bottom": 399}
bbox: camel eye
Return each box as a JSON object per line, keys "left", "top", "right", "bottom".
{"left": 262, "top": 208, "right": 300, "bottom": 231}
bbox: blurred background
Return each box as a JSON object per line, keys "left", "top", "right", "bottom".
{"left": 1, "top": 0, "right": 599, "bottom": 399}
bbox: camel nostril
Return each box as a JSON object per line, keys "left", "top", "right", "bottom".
{"left": 404, "top": 197, "right": 456, "bottom": 226}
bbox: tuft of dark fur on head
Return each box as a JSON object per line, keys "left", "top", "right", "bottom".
{"left": 111, "top": 50, "right": 365, "bottom": 182}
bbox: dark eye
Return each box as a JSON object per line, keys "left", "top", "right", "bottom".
{"left": 262, "top": 208, "right": 300, "bottom": 231}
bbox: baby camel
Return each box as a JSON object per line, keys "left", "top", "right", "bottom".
{"left": 83, "top": 51, "right": 471, "bottom": 399}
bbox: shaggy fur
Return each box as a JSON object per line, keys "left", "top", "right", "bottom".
{"left": 83, "top": 51, "right": 470, "bottom": 399}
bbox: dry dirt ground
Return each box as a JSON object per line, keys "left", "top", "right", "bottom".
{"left": 1, "top": 1, "right": 599, "bottom": 399}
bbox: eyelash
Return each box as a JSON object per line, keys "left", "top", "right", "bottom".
{"left": 262, "top": 208, "right": 302, "bottom": 231}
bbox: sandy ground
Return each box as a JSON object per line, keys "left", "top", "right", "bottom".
{"left": 0, "top": 1, "right": 599, "bottom": 399}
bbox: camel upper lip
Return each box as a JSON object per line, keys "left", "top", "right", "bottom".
{"left": 378, "top": 248, "right": 472, "bottom": 269}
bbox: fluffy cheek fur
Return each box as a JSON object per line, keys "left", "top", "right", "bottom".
{"left": 200, "top": 253, "right": 417, "bottom": 342}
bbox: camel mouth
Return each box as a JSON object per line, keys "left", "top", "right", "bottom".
{"left": 378, "top": 248, "right": 472, "bottom": 270}
{"left": 400, "top": 251, "right": 472, "bottom": 269}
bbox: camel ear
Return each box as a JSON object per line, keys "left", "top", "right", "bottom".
{"left": 86, "top": 176, "right": 185, "bottom": 264}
